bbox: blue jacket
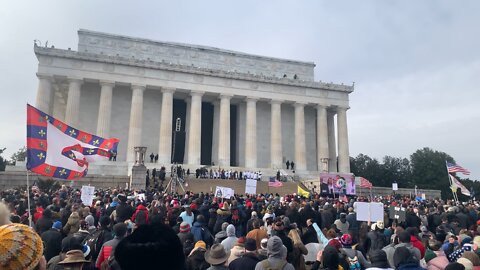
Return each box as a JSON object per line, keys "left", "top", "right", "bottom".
{"left": 191, "top": 221, "right": 213, "bottom": 246}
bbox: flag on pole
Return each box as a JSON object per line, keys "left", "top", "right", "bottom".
{"left": 268, "top": 177, "right": 283, "bottom": 188}
{"left": 359, "top": 177, "right": 373, "bottom": 189}
{"left": 297, "top": 185, "right": 310, "bottom": 197}
{"left": 449, "top": 173, "right": 471, "bottom": 196}
{"left": 447, "top": 162, "right": 471, "bottom": 175}
{"left": 26, "top": 104, "right": 119, "bottom": 180}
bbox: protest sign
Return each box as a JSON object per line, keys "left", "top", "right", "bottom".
{"left": 392, "top": 183, "right": 398, "bottom": 191}
{"left": 81, "top": 185, "right": 95, "bottom": 206}
{"left": 245, "top": 179, "right": 257, "bottom": 194}
{"left": 355, "top": 202, "right": 384, "bottom": 222}
{"left": 389, "top": 205, "right": 406, "bottom": 222}
{"left": 215, "top": 186, "right": 235, "bottom": 199}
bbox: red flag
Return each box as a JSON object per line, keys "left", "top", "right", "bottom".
{"left": 359, "top": 177, "right": 373, "bottom": 189}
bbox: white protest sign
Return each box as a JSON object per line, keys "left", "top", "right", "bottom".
{"left": 137, "top": 193, "right": 146, "bottom": 201}
{"left": 81, "top": 185, "right": 95, "bottom": 206}
{"left": 215, "top": 186, "right": 235, "bottom": 199}
{"left": 245, "top": 179, "right": 257, "bottom": 194}
{"left": 392, "top": 183, "right": 398, "bottom": 191}
{"left": 355, "top": 202, "right": 384, "bottom": 222}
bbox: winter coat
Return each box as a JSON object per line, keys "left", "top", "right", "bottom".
{"left": 410, "top": 236, "right": 426, "bottom": 258}
{"left": 426, "top": 255, "right": 449, "bottom": 270}
{"left": 302, "top": 225, "right": 319, "bottom": 245}
{"left": 346, "top": 212, "right": 359, "bottom": 231}
{"left": 246, "top": 228, "right": 268, "bottom": 250}
{"left": 41, "top": 228, "right": 63, "bottom": 261}
{"left": 227, "top": 245, "right": 246, "bottom": 265}
{"left": 291, "top": 242, "right": 308, "bottom": 270}
{"left": 186, "top": 248, "right": 209, "bottom": 270}
{"left": 215, "top": 230, "right": 228, "bottom": 244}
{"left": 229, "top": 252, "right": 261, "bottom": 270}
{"left": 35, "top": 215, "right": 53, "bottom": 235}
{"left": 192, "top": 221, "right": 213, "bottom": 246}
{"left": 131, "top": 204, "right": 149, "bottom": 224}
{"left": 178, "top": 231, "right": 194, "bottom": 248}
{"left": 115, "top": 202, "right": 134, "bottom": 223}
{"left": 34, "top": 207, "right": 44, "bottom": 223}
{"left": 340, "top": 247, "right": 370, "bottom": 269}
{"left": 396, "top": 263, "right": 426, "bottom": 270}
{"left": 214, "top": 208, "right": 231, "bottom": 234}
{"left": 383, "top": 243, "right": 421, "bottom": 269}
{"left": 221, "top": 225, "right": 238, "bottom": 252}
{"left": 95, "top": 236, "right": 123, "bottom": 269}
{"left": 63, "top": 212, "right": 80, "bottom": 235}
{"left": 365, "top": 230, "right": 387, "bottom": 255}
{"left": 254, "top": 258, "right": 295, "bottom": 270}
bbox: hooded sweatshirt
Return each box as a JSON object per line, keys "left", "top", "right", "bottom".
{"left": 221, "top": 224, "right": 238, "bottom": 252}
{"left": 254, "top": 236, "right": 295, "bottom": 270}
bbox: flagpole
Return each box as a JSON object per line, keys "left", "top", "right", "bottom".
{"left": 26, "top": 170, "right": 33, "bottom": 228}
{"left": 445, "top": 161, "right": 458, "bottom": 204}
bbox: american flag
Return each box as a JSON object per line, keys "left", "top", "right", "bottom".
{"left": 268, "top": 177, "right": 283, "bottom": 188}
{"left": 447, "top": 162, "right": 470, "bottom": 175}
{"left": 359, "top": 177, "right": 373, "bottom": 189}
{"left": 450, "top": 174, "right": 471, "bottom": 196}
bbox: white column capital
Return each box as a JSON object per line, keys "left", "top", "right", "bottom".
{"left": 245, "top": 96, "right": 259, "bottom": 103}
{"left": 269, "top": 99, "right": 283, "bottom": 105}
{"left": 36, "top": 73, "right": 53, "bottom": 81}
{"left": 220, "top": 94, "right": 233, "bottom": 100}
{"left": 68, "top": 77, "right": 83, "bottom": 84}
{"left": 190, "top": 90, "right": 205, "bottom": 97}
{"left": 294, "top": 101, "right": 307, "bottom": 108}
{"left": 316, "top": 104, "right": 328, "bottom": 110}
{"left": 131, "top": 84, "right": 146, "bottom": 91}
{"left": 99, "top": 80, "right": 116, "bottom": 87}
{"left": 336, "top": 106, "right": 350, "bottom": 112}
{"left": 161, "top": 87, "right": 176, "bottom": 94}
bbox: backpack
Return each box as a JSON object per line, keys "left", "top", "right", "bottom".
{"left": 231, "top": 208, "right": 240, "bottom": 225}
{"left": 82, "top": 229, "right": 106, "bottom": 260}
{"left": 341, "top": 249, "right": 362, "bottom": 270}
{"left": 261, "top": 259, "right": 288, "bottom": 270}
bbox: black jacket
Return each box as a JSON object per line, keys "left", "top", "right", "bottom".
{"left": 229, "top": 252, "right": 261, "bottom": 270}
{"left": 115, "top": 202, "right": 134, "bottom": 223}
{"left": 41, "top": 229, "right": 63, "bottom": 261}
{"left": 36, "top": 216, "right": 53, "bottom": 235}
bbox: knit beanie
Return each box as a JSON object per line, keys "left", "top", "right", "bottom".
{"left": 340, "top": 234, "right": 352, "bottom": 247}
{"left": 424, "top": 249, "right": 437, "bottom": 263}
{"left": 245, "top": 238, "right": 257, "bottom": 251}
{"left": 458, "top": 258, "right": 474, "bottom": 270}
{"left": 0, "top": 223, "right": 44, "bottom": 270}
{"left": 179, "top": 222, "right": 190, "bottom": 233}
{"left": 52, "top": 221, "right": 62, "bottom": 230}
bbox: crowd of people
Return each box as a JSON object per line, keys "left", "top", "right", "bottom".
{"left": 1, "top": 184, "right": 480, "bottom": 270}
{"left": 192, "top": 167, "right": 263, "bottom": 181}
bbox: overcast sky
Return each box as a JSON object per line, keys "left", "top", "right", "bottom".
{"left": 0, "top": 1, "right": 478, "bottom": 180}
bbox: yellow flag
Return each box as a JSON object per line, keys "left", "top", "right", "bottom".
{"left": 298, "top": 185, "right": 310, "bottom": 197}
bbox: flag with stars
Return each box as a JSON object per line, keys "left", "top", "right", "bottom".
{"left": 26, "top": 104, "right": 119, "bottom": 180}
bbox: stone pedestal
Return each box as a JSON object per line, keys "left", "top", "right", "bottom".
{"left": 130, "top": 165, "right": 147, "bottom": 191}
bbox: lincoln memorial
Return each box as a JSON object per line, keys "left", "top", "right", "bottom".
{"left": 33, "top": 29, "right": 353, "bottom": 174}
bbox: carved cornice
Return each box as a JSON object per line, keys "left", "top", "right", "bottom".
{"left": 34, "top": 46, "right": 354, "bottom": 93}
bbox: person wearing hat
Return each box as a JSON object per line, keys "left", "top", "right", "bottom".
{"left": 255, "top": 236, "right": 294, "bottom": 270}
{"left": 392, "top": 246, "right": 423, "bottom": 270}
{"left": 205, "top": 243, "right": 230, "bottom": 270}
{"left": 180, "top": 205, "right": 195, "bottom": 227}
{"left": 46, "top": 234, "right": 84, "bottom": 269}
{"left": 95, "top": 223, "right": 127, "bottom": 269}
{"left": 383, "top": 231, "right": 421, "bottom": 268}
{"left": 191, "top": 215, "right": 214, "bottom": 247}
{"left": 115, "top": 194, "right": 134, "bottom": 224}
{"left": 426, "top": 239, "right": 449, "bottom": 270}
{"left": 0, "top": 223, "right": 47, "bottom": 270}
{"left": 41, "top": 221, "right": 63, "bottom": 262}
{"left": 257, "top": 238, "right": 269, "bottom": 261}
{"left": 364, "top": 220, "right": 387, "bottom": 256}
{"left": 229, "top": 238, "right": 261, "bottom": 270}
{"left": 227, "top": 237, "right": 246, "bottom": 265}
{"left": 247, "top": 211, "right": 259, "bottom": 233}
{"left": 334, "top": 213, "right": 350, "bottom": 235}
{"left": 115, "top": 223, "right": 185, "bottom": 270}
{"left": 271, "top": 218, "right": 294, "bottom": 263}
{"left": 366, "top": 250, "right": 393, "bottom": 270}
{"left": 178, "top": 221, "right": 195, "bottom": 249}
{"left": 214, "top": 202, "right": 231, "bottom": 234}
{"left": 186, "top": 241, "right": 209, "bottom": 270}
{"left": 461, "top": 251, "right": 480, "bottom": 269}
{"left": 221, "top": 224, "right": 238, "bottom": 252}
{"left": 58, "top": 250, "right": 89, "bottom": 270}
{"left": 339, "top": 233, "right": 370, "bottom": 269}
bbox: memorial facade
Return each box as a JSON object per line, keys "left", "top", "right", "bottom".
{"left": 34, "top": 29, "right": 353, "bottom": 173}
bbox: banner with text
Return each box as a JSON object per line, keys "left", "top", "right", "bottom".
{"left": 215, "top": 186, "right": 235, "bottom": 199}
{"left": 245, "top": 179, "right": 257, "bottom": 194}
{"left": 81, "top": 185, "right": 95, "bottom": 206}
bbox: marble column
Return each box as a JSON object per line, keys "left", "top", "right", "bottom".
{"left": 187, "top": 91, "right": 204, "bottom": 165}
{"left": 211, "top": 101, "right": 220, "bottom": 165}
{"left": 270, "top": 100, "right": 283, "bottom": 169}
{"left": 327, "top": 110, "right": 337, "bottom": 172}
{"left": 65, "top": 78, "right": 83, "bottom": 128}
{"left": 316, "top": 105, "right": 329, "bottom": 171}
{"left": 294, "top": 102, "right": 307, "bottom": 171}
{"left": 96, "top": 81, "right": 115, "bottom": 138}
{"left": 244, "top": 97, "right": 258, "bottom": 168}
{"left": 157, "top": 87, "right": 175, "bottom": 165}
{"left": 35, "top": 73, "right": 53, "bottom": 114}
{"left": 184, "top": 99, "right": 191, "bottom": 163}
{"left": 337, "top": 107, "right": 351, "bottom": 173}
{"left": 126, "top": 84, "right": 146, "bottom": 162}
{"left": 218, "top": 94, "right": 232, "bottom": 167}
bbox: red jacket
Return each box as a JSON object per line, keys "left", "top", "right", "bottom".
{"left": 131, "top": 205, "right": 149, "bottom": 224}
{"left": 34, "top": 207, "right": 44, "bottom": 223}
{"left": 410, "top": 235, "right": 425, "bottom": 258}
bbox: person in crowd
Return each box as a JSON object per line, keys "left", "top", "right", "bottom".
{"left": 63, "top": 212, "right": 80, "bottom": 236}
{"left": 425, "top": 239, "right": 449, "bottom": 270}
{"left": 393, "top": 246, "right": 424, "bottom": 270}
{"left": 187, "top": 240, "right": 210, "bottom": 270}
{"left": 205, "top": 243, "right": 230, "bottom": 270}
{"left": 229, "top": 238, "right": 260, "bottom": 270}
{"left": 246, "top": 211, "right": 258, "bottom": 233}
{"left": 114, "top": 222, "right": 185, "bottom": 270}
{"left": 246, "top": 219, "right": 269, "bottom": 250}
{"left": 57, "top": 249, "right": 89, "bottom": 270}
{"left": 366, "top": 249, "right": 393, "bottom": 270}
{"left": 42, "top": 221, "right": 64, "bottom": 262}
{"left": 334, "top": 213, "right": 350, "bottom": 235}
{"left": 114, "top": 194, "right": 134, "bottom": 224}
{"left": 221, "top": 224, "right": 238, "bottom": 252}
{"left": 215, "top": 202, "right": 231, "bottom": 234}
{"left": 131, "top": 201, "right": 149, "bottom": 225}
{"left": 227, "top": 237, "right": 246, "bottom": 265}
{"left": 178, "top": 221, "right": 195, "bottom": 248}
{"left": 0, "top": 223, "right": 47, "bottom": 270}
{"left": 181, "top": 205, "right": 195, "bottom": 227}
{"left": 95, "top": 223, "right": 127, "bottom": 269}
{"left": 365, "top": 221, "right": 387, "bottom": 255}
{"left": 288, "top": 228, "right": 308, "bottom": 270}
{"left": 271, "top": 218, "right": 294, "bottom": 263}
{"left": 255, "top": 236, "right": 294, "bottom": 270}
{"left": 36, "top": 208, "right": 54, "bottom": 235}
{"left": 339, "top": 233, "right": 370, "bottom": 269}
{"left": 191, "top": 215, "right": 214, "bottom": 247}
{"left": 383, "top": 230, "right": 421, "bottom": 268}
